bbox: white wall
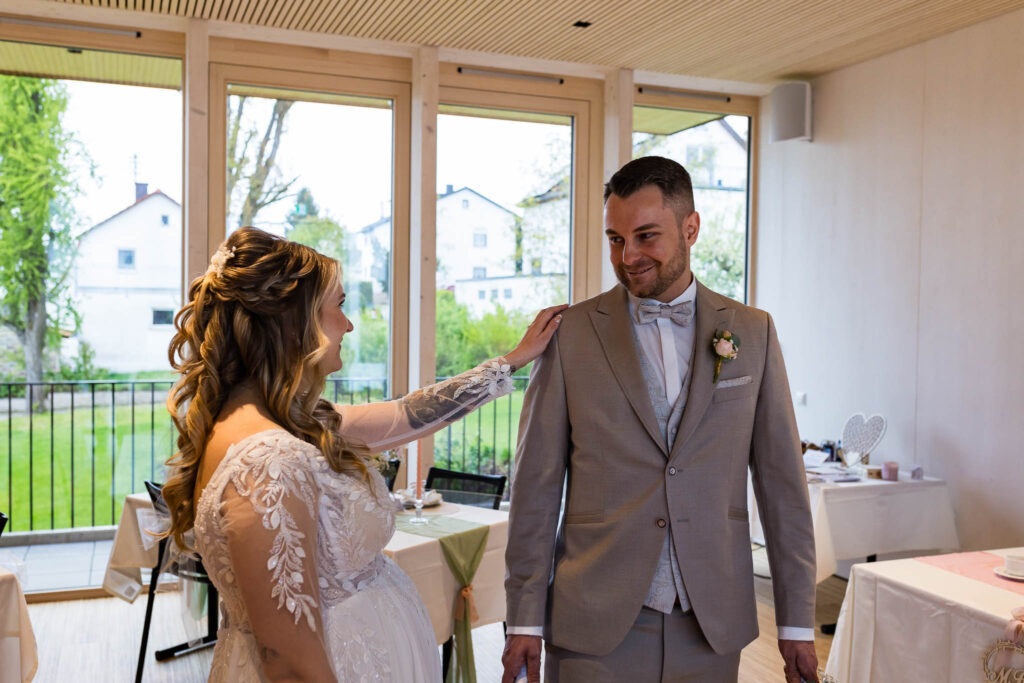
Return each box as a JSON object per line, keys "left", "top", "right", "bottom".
{"left": 757, "top": 8, "right": 1024, "bottom": 550}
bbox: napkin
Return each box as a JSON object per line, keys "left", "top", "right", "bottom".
{"left": 395, "top": 488, "right": 443, "bottom": 508}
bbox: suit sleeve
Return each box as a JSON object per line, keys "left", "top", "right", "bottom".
{"left": 749, "top": 313, "right": 817, "bottom": 629}
{"left": 504, "top": 332, "right": 570, "bottom": 628}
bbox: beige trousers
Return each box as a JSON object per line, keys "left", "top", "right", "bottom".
{"left": 544, "top": 606, "right": 741, "bottom": 683}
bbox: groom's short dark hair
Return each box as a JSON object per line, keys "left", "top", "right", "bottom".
{"left": 604, "top": 156, "right": 694, "bottom": 224}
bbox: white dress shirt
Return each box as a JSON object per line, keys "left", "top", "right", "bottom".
{"left": 508, "top": 276, "right": 813, "bottom": 642}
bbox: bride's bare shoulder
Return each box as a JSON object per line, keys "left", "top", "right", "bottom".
{"left": 197, "top": 401, "right": 285, "bottom": 493}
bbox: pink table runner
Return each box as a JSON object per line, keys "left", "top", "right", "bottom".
{"left": 917, "top": 551, "right": 1024, "bottom": 596}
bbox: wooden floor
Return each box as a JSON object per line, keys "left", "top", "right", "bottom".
{"left": 27, "top": 575, "right": 847, "bottom": 681}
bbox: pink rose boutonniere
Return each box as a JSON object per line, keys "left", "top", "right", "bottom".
{"left": 711, "top": 330, "right": 740, "bottom": 383}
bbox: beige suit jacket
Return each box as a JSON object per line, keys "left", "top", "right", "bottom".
{"left": 505, "top": 282, "right": 816, "bottom": 656}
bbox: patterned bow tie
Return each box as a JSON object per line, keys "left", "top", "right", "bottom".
{"left": 635, "top": 300, "right": 694, "bottom": 326}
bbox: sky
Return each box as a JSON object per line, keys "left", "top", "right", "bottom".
{"left": 61, "top": 79, "right": 570, "bottom": 239}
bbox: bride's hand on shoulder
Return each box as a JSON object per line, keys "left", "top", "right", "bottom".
{"left": 503, "top": 304, "right": 568, "bottom": 371}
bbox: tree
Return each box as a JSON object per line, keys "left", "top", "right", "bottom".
{"left": 226, "top": 95, "right": 296, "bottom": 228}
{"left": 287, "top": 186, "right": 319, "bottom": 228}
{"left": 0, "top": 76, "right": 82, "bottom": 411}
{"left": 286, "top": 214, "right": 347, "bottom": 264}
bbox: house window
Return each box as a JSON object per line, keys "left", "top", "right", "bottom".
{"left": 161, "top": 214, "right": 169, "bottom": 225}
{"left": 490, "top": 289, "right": 498, "bottom": 299}
{"left": 473, "top": 267, "right": 486, "bottom": 279}
{"left": 504, "top": 289, "right": 512, "bottom": 299}
{"left": 473, "top": 233, "right": 487, "bottom": 247}
{"left": 478, "top": 290, "right": 485, "bottom": 300}
{"left": 152, "top": 309, "right": 174, "bottom": 325}
{"left": 461, "top": 199, "right": 469, "bottom": 209}
{"left": 118, "top": 249, "right": 135, "bottom": 268}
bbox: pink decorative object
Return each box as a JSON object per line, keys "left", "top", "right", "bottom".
{"left": 882, "top": 461, "right": 899, "bottom": 481}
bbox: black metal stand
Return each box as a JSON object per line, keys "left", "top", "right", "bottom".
{"left": 820, "top": 554, "right": 876, "bottom": 635}
{"left": 135, "top": 538, "right": 218, "bottom": 682}
{"left": 154, "top": 581, "right": 219, "bottom": 660}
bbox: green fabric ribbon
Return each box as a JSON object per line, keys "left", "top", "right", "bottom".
{"left": 396, "top": 515, "right": 489, "bottom": 683}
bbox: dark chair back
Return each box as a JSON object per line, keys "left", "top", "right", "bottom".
{"left": 383, "top": 458, "right": 402, "bottom": 492}
{"left": 425, "top": 467, "right": 506, "bottom": 510}
{"left": 0, "top": 511, "right": 7, "bottom": 538}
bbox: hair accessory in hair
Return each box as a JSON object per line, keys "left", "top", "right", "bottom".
{"left": 207, "top": 244, "right": 236, "bottom": 278}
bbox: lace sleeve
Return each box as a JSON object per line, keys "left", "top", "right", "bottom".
{"left": 218, "top": 443, "right": 335, "bottom": 680}
{"left": 337, "top": 357, "right": 516, "bottom": 453}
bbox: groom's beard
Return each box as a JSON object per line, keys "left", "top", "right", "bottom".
{"left": 615, "top": 247, "right": 688, "bottom": 300}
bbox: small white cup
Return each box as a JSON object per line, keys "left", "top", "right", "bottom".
{"left": 1005, "top": 555, "right": 1024, "bottom": 576}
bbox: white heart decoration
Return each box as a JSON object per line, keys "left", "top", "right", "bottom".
{"left": 841, "top": 413, "right": 887, "bottom": 457}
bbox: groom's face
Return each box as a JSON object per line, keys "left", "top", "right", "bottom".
{"left": 604, "top": 185, "right": 700, "bottom": 302}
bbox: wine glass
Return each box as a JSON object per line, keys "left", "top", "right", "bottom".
{"left": 408, "top": 479, "right": 430, "bottom": 525}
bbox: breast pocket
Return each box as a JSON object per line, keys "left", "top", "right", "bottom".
{"left": 713, "top": 378, "right": 757, "bottom": 403}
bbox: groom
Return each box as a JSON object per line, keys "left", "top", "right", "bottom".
{"left": 501, "top": 156, "right": 818, "bottom": 682}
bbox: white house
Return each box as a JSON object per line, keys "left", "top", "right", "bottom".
{"left": 73, "top": 184, "right": 182, "bottom": 373}
{"left": 349, "top": 185, "right": 525, "bottom": 316}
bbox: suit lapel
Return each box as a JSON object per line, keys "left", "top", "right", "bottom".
{"left": 589, "top": 286, "right": 668, "bottom": 455}
{"left": 669, "top": 283, "right": 734, "bottom": 463}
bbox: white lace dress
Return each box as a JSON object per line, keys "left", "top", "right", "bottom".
{"left": 193, "top": 359, "right": 515, "bottom": 682}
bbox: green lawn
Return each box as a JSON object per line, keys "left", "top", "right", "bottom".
{"left": 432, "top": 387, "right": 526, "bottom": 476}
{"left": 0, "top": 382, "right": 528, "bottom": 532}
{"left": 0, "top": 402, "right": 176, "bottom": 532}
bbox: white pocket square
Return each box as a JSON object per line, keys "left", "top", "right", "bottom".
{"left": 715, "top": 375, "right": 752, "bottom": 389}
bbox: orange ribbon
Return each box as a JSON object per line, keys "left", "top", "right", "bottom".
{"left": 454, "top": 584, "right": 480, "bottom": 623}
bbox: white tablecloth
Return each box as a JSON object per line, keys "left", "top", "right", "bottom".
{"left": 0, "top": 569, "right": 37, "bottom": 683}
{"left": 387, "top": 502, "right": 508, "bottom": 645}
{"left": 825, "top": 547, "right": 1024, "bottom": 682}
{"left": 749, "top": 473, "right": 960, "bottom": 582}
{"left": 105, "top": 493, "right": 508, "bottom": 646}
{"left": 103, "top": 493, "right": 162, "bottom": 602}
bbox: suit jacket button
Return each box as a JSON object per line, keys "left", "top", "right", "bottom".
{"left": 656, "top": 518, "right": 667, "bottom": 528}
{"left": 668, "top": 467, "right": 677, "bottom": 475}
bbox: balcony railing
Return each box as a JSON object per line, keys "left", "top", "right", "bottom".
{"left": 1, "top": 375, "right": 527, "bottom": 533}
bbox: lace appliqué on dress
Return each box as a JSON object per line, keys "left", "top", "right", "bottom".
{"left": 230, "top": 442, "right": 322, "bottom": 630}
{"left": 400, "top": 357, "right": 514, "bottom": 427}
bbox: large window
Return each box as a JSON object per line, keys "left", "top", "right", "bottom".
{"left": 0, "top": 37, "right": 183, "bottom": 530}
{"left": 633, "top": 104, "right": 752, "bottom": 302}
{"left": 220, "top": 80, "right": 399, "bottom": 399}
{"left": 435, "top": 105, "right": 573, "bottom": 370}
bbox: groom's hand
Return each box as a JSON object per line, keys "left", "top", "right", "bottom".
{"left": 779, "top": 639, "right": 818, "bottom": 682}
{"left": 501, "top": 635, "right": 542, "bottom": 683}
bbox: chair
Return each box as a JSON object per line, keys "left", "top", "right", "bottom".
{"left": 383, "top": 457, "right": 402, "bottom": 492}
{"left": 0, "top": 511, "right": 7, "bottom": 538}
{"left": 425, "top": 467, "right": 506, "bottom": 510}
{"left": 136, "top": 481, "right": 218, "bottom": 683}
{"left": 424, "top": 467, "right": 507, "bottom": 677}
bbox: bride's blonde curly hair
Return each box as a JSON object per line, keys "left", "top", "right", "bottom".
{"left": 163, "top": 226, "right": 369, "bottom": 549}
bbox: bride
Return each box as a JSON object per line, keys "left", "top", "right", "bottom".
{"left": 161, "top": 227, "right": 564, "bottom": 681}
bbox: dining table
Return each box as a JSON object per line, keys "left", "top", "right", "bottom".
{"left": 0, "top": 567, "right": 37, "bottom": 683}
{"left": 824, "top": 547, "right": 1024, "bottom": 682}
{"left": 105, "top": 491, "right": 510, "bottom": 646}
{"left": 748, "top": 469, "right": 960, "bottom": 582}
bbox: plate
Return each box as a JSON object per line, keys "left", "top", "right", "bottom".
{"left": 994, "top": 567, "right": 1024, "bottom": 582}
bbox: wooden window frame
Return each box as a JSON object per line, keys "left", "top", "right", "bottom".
{"left": 207, "top": 43, "right": 412, "bottom": 395}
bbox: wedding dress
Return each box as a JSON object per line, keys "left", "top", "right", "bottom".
{"left": 193, "top": 358, "right": 515, "bottom": 681}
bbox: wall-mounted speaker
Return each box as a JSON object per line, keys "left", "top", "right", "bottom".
{"left": 768, "top": 82, "right": 812, "bottom": 143}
